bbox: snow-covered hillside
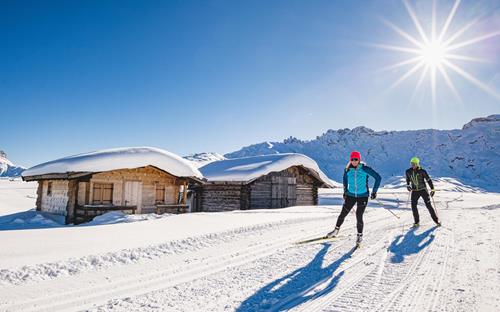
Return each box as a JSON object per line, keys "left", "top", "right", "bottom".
{"left": 1, "top": 178, "right": 499, "bottom": 311}
{"left": 225, "top": 115, "right": 500, "bottom": 192}
{"left": 183, "top": 152, "right": 226, "bottom": 168}
{"left": 0, "top": 151, "right": 24, "bottom": 177}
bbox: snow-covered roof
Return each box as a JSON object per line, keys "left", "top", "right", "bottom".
{"left": 200, "top": 153, "right": 334, "bottom": 187}
{"left": 22, "top": 147, "right": 203, "bottom": 179}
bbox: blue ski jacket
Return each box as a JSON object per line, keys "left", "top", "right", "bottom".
{"left": 343, "top": 163, "right": 382, "bottom": 198}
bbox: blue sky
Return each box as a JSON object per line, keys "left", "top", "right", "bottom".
{"left": 1, "top": 0, "right": 499, "bottom": 167}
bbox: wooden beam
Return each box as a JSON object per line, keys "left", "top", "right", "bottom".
{"left": 182, "top": 181, "right": 188, "bottom": 204}
{"left": 35, "top": 181, "right": 43, "bottom": 211}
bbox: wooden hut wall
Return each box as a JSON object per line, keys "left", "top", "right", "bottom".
{"left": 76, "top": 166, "right": 182, "bottom": 214}
{"left": 39, "top": 180, "right": 70, "bottom": 215}
{"left": 200, "top": 183, "right": 247, "bottom": 212}
{"left": 249, "top": 166, "right": 320, "bottom": 209}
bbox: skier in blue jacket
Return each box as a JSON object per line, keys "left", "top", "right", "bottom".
{"left": 326, "top": 151, "right": 382, "bottom": 246}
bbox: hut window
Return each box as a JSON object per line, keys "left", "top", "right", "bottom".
{"left": 155, "top": 184, "right": 165, "bottom": 204}
{"left": 92, "top": 183, "right": 113, "bottom": 205}
{"left": 47, "top": 182, "right": 52, "bottom": 196}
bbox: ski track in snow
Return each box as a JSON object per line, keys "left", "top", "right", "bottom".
{"left": 1, "top": 190, "right": 499, "bottom": 312}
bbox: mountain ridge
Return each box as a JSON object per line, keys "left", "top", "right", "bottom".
{"left": 224, "top": 115, "right": 500, "bottom": 192}
{"left": 0, "top": 150, "right": 25, "bottom": 178}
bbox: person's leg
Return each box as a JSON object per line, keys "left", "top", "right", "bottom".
{"left": 421, "top": 190, "right": 439, "bottom": 223}
{"left": 355, "top": 197, "right": 368, "bottom": 234}
{"left": 335, "top": 196, "right": 356, "bottom": 228}
{"left": 411, "top": 191, "right": 421, "bottom": 224}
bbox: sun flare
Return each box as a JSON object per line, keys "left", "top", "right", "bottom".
{"left": 375, "top": 0, "right": 500, "bottom": 104}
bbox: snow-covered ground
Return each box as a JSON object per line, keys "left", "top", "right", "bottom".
{"left": 0, "top": 178, "right": 499, "bottom": 311}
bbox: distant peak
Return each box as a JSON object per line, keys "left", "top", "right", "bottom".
{"left": 462, "top": 114, "right": 500, "bottom": 130}
{"left": 283, "top": 137, "right": 301, "bottom": 144}
{"left": 352, "top": 126, "right": 374, "bottom": 134}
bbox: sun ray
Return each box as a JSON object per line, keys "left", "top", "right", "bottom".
{"left": 411, "top": 64, "right": 429, "bottom": 102}
{"left": 438, "top": 0, "right": 461, "bottom": 41}
{"left": 437, "top": 64, "right": 462, "bottom": 102}
{"left": 445, "top": 53, "right": 489, "bottom": 63}
{"left": 381, "top": 18, "right": 424, "bottom": 48}
{"left": 431, "top": 0, "right": 437, "bottom": 41}
{"left": 442, "top": 17, "right": 479, "bottom": 46}
{"left": 446, "top": 31, "right": 500, "bottom": 51}
{"left": 378, "top": 55, "right": 423, "bottom": 72}
{"left": 443, "top": 59, "right": 500, "bottom": 100}
{"left": 370, "top": 43, "right": 422, "bottom": 54}
{"left": 388, "top": 61, "right": 425, "bottom": 90}
{"left": 403, "top": 0, "right": 430, "bottom": 44}
{"left": 430, "top": 65, "right": 437, "bottom": 104}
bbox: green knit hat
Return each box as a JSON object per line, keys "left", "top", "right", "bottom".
{"left": 410, "top": 157, "right": 420, "bottom": 166}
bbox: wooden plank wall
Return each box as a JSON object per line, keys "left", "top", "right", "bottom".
{"left": 249, "top": 180, "right": 272, "bottom": 209}
{"left": 40, "top": 180, "right": 70, "bottom": 215}
{"left": 197, "top": 166, "right": 323, "bottom": 212}
{"left": 200, "top": 183, "right": 244, "bottom": 212}
{"left": 81, "top": 166, "right": 182, "bottom": 214}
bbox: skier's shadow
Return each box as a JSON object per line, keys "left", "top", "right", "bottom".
{"left": 236, "top": 244, "right": 355, "bottom": 312}
{"left": 388, "top": 226, "right": 437, "bottom": 263}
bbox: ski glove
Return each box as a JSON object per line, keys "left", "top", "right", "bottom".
{"left": 370, "top": 192, "right": 377, "bottom": 200}
{"left": 406, "top": 186, "right": 412, "bottom": 192}
{"left": 430, "top": 190, "right": 435, "bottom": 197}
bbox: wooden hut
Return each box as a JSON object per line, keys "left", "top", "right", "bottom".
{"left": 22, "top": 147, "right": 203, "bottom": 224}
{"left": 192, "top": 153, "right": 333, "bottom": 212}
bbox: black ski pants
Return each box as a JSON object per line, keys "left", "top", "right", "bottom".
{"left": 335, "top": 195, "right": 368, "bottom": 234}
{"left": 411, "top": 189, "right": 439, "bottom": 224}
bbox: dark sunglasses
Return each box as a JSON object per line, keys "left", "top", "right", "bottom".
{"left": 351, "top": 158, "right": 359, "bottom": 161}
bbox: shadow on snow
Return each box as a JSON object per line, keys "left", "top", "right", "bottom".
{"left": 236, "top": 243, "right": 356, "bottom": 312}
{"left": 388, "top": 226, "right": 437, "bottom": 263}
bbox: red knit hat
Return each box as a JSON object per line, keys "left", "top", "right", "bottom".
{"left": 350, "top": 151, "right": 361, "bottom": 160}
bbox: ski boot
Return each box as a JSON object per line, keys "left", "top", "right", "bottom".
{"left": 436, "top": 221, "right": 442, "bottom": 227}
{"left": 356, "top": 233, "right": 363, "bottom": 247}
{"left": 325, "top": 227, "right": 340, "bottom": 239}
{"left": 412, "top": 223, "right": 420, "bottom": 228}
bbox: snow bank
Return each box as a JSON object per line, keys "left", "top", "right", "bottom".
{"left": 85, "top": 211, "right": 173, "bottom": 225}
{"left": 0, "top": 210, "right": 65, "bottom": 230}
{"left": 0, "top": 209, "right": 333, "bottom": 285}
{"left": 22, "top": 147, "right": 202, "bottom": 179}
{"left": 200, "top": 153, "right": 335, "bottom": 187}
{"left": 383, "top": 176, "right": 485, "bottom": 193}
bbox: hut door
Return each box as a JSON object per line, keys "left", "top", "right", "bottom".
{"left": 124, "top": 181, "right": 142, "bottom": 213}
{"left": 271, "top": 176, "right": 297, "bottom": 208}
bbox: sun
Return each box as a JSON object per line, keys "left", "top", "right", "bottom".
{"left": 375, "top": 0, "right": 500, "bottom": 104}
{"left": 420, "top": 40, "right": 446, "bottom": 68}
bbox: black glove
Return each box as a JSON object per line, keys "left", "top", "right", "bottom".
{"left": 430, "top": 190, "right": 435, "bottom": 197}
{"left": 370, "top": 192, "right": 377, "bottom": 200}
{"left": 406, "top": 186, "right": 412, "bottom": 192}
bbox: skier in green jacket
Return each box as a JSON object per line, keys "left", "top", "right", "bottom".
{"left": 405, "top": 157, "right": 441, "bottom": 227}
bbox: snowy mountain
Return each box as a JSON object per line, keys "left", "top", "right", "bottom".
{"left": 225, "top": 115, "right": 500, "bottom": 192}
{"left": 0, "top": 151, "right": 24, "bottom": 177}
{"left": 183, "top": 152, "right": 226, "bottom": 168}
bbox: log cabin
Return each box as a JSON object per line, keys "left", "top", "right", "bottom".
{"left": 22, "top": 147, "right": 203, "bottom": 224}
{"left": 192, "top": 153, "right": 334, "bottom": 212}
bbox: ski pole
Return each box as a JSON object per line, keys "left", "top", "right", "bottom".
{"left": 406, "top": 191, "right": 411, "bottom": 210}
{"left": 374, "top": 198, "right": 400, "bottom": 219}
